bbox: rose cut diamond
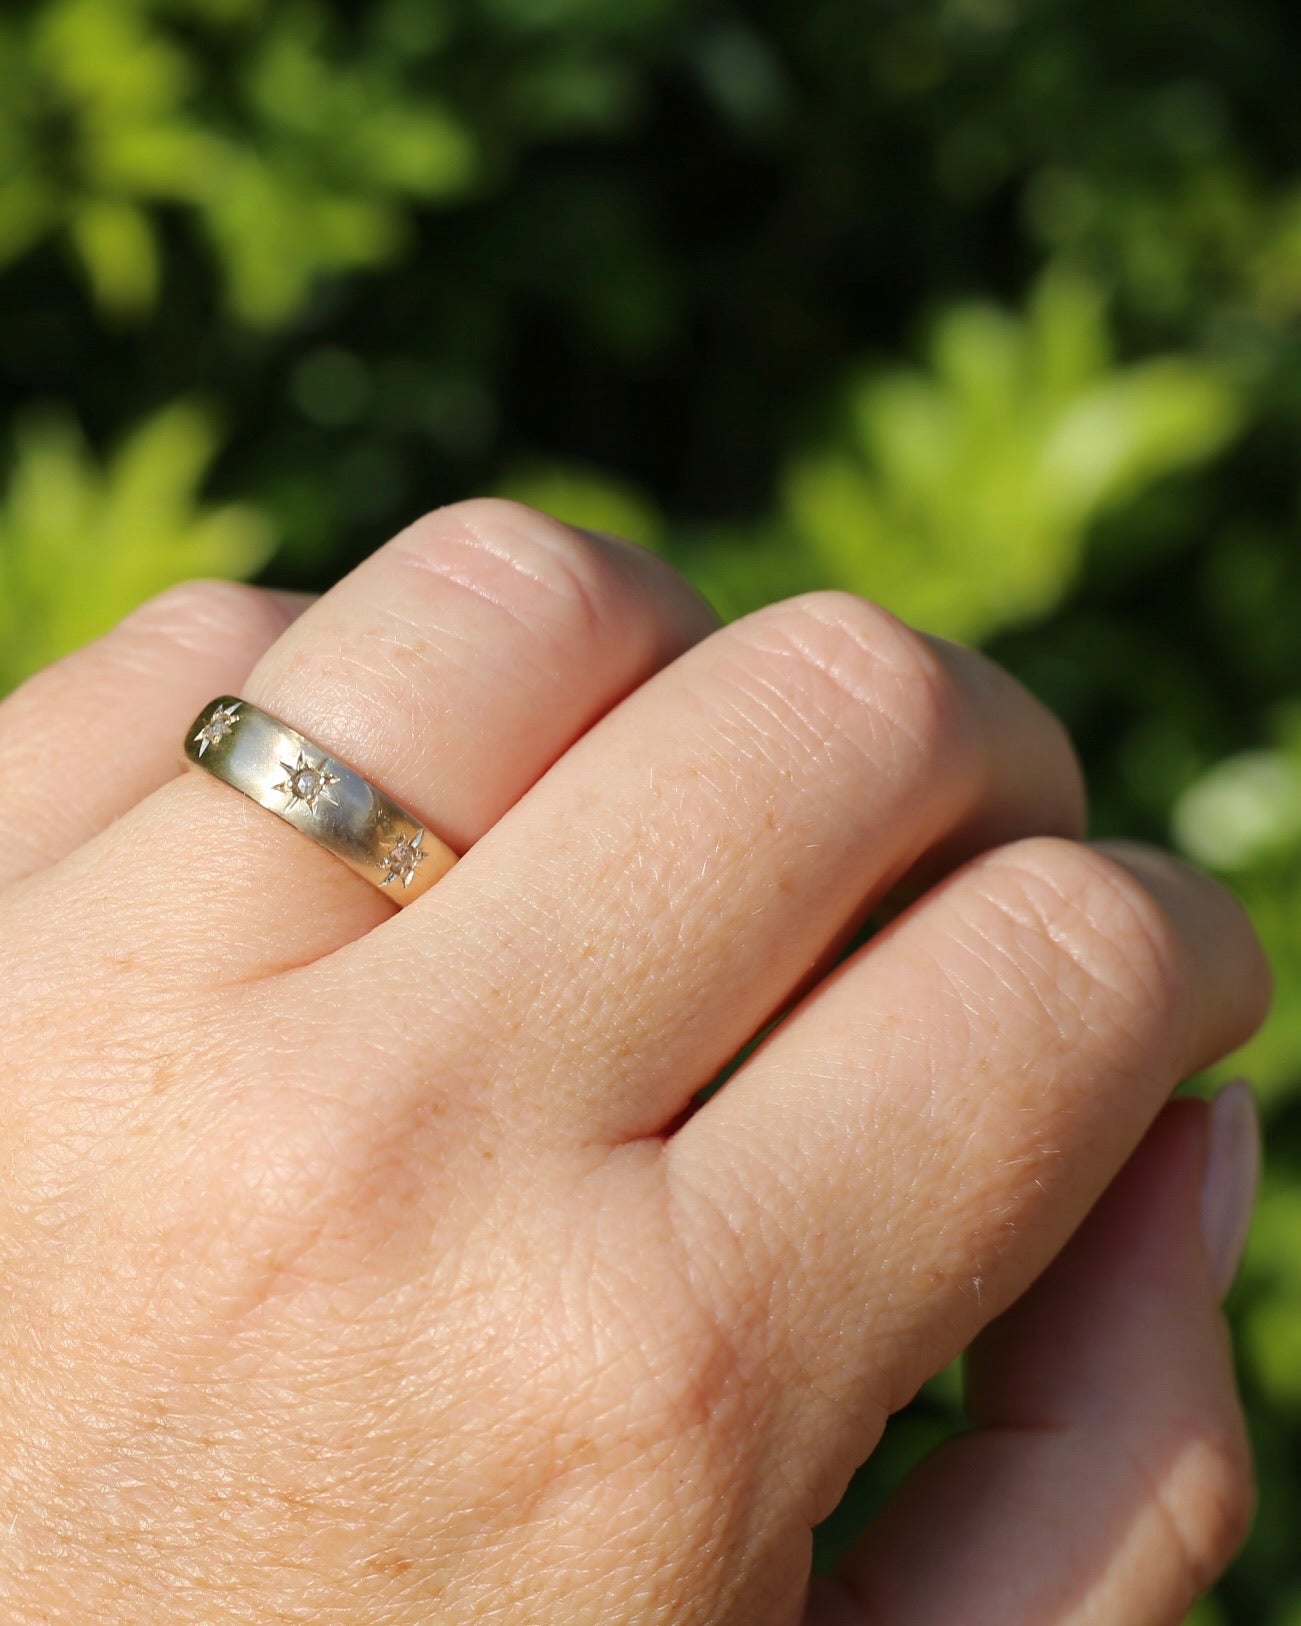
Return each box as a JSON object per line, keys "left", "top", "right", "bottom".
{"left": 193, "top": 700, "right": 242, "bottom": 758}
{"left": 381, "top": 831, "right": 425, "bottom": 888}
{"left": 274, "top": 751, "right": 339, "bottom": 812}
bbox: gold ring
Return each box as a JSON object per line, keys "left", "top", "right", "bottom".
{"left": 183, "top": 696, "right": 456, "bottom": 905}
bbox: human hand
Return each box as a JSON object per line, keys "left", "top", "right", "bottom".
{"left": 0, "top": 501, "right": 1270, "bottom": 1623}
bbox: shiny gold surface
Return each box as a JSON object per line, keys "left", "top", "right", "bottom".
{"left": 184, "top": 696, "right": 456, "bottom": 905}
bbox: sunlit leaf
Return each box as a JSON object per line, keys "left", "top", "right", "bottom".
{"left": 66, "top": 197, "right": 159, "bottom": 316}
{"left": 0, "top": 405, "right": 276, "bottom": 690}
{"left": 781, "top": 269, "right": 1241, "bottom": 642}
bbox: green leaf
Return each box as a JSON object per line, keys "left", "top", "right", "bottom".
{"left": 66, "top": 196, "right": 160, "bottom": 316}
{"left": 782, "top": 269, "right": 1242, "bottom": 643}
{"left": 0, "top": 403, "right": 276, "bottom": 691}
{"left": 494, "top": 461, "right": 665, "bottom": 550}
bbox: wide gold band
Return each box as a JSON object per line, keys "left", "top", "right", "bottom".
{"left": 183, "top": 696, "right": 456, "bottom": 905}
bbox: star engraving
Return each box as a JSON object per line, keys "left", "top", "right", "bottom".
{"left": 380, "top": 830, "right": 426, "bottom": 889}
{"left": 273, "top": 751, "right": 341, "bottom": 813}
{"left": 193, "top": 700, "right": 242, "bottom": 758}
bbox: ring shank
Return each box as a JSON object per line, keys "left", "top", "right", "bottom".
{"left": 184, "top": 696, "right": 456, "bottom": 905}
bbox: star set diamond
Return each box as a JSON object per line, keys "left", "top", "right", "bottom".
{"left": 275, "top": 743, "right": 426, "bottom": 886}
{"left": 380, "top": 831, "right": 426, "bottom": 889}
{"left": 274, "top": 751, "right": 341, "bottom": 813}
{"left": 185, "top": 695, "right": 447, "bottom": 904}
{"left": 192, "top": 700, "right": 242, "bottom": 758}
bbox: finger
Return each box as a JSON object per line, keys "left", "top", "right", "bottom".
{"left": 669, "top": 838, "right": 1270, "bottom": 1512}
{"left": 12, "top": 501, "right": 718, "bottom": 976}
{"left": 352, "top": 591, "right": 1086, "bottom": 1140}
{"left": 0, "top": 582, "right": 311, "bottom": 888}
{"left": 805, "top": 1088, "right": 1259, "bottom": 1626}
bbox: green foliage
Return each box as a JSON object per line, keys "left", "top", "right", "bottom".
{"left": 791, "top": 281, "right": 1238, "bottom": 640}
{"left": 506, "top": 270, "right": 1246, "bottom": 648}
{"left": 496, "top": 460, "right": 666, "bottom": 550}
{"left": 3, "top": 0, "right": 1301, "bottom": 1618}
{"left": 0, "top": 0, "right": 218, "bottom": 314}
{"left": 0, "top": 0, "right": 479, "bottom": 322}
{"left": 0, "top": 403, "right": 274, "bottom": 689}
{"left": 685, "top": 271, "right": 1243, "bottom": 634}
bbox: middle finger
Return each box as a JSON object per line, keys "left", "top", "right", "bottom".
{"left": 333, "top": 589, "right": 1086, "bottom": 1140}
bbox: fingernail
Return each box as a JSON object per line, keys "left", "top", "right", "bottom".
{"left": 1201, "top": 1078, "right": 1262, "bottom": 1301}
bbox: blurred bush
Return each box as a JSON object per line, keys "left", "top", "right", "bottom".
{"left": 1, "top": 0, "right": 1300, "bottom": 1617}
{"left": 0, "top": 401, "right": 272, "bottom": 686}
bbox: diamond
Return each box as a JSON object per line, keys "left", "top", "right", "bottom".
{"left": 274, "top": 751, "right": 340, "bottom": 812}
{"left": 193, "top": 700, "right": 242, "bottom": 758}
{"left": 380, "top": 830, "right": 426, "bottom": 889}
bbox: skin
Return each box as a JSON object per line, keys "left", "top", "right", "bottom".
{"left": 0, "top": 499, "right": 1272, "bottom": 1624}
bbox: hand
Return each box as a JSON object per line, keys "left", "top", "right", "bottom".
{"left": 0, "top": 501, "right": 1270, "bottom": 1623}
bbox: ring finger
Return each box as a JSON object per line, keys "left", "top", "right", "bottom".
{"left": 7, "top": 500, "right": 719, "bottom": 977}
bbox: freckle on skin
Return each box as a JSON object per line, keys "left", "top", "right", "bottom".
{"left": 149, "top": 1059, "right": 182, "bottom": 1094}
{"left": 367, "top": 1551, "right": 413, "bottom": 1577}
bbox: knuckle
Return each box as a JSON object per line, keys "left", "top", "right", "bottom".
{"left": 979, "top": 836, "right": 1187, "bottom": 1066}
{"left": 734, "top": 590, "right": 965, "bottom": 773}
{"left": 397, "top": 497, "right": 631, "bottom": 648}
{"left": 0, "top": 581, "right": 287, "bottom": 754}
{"left": 560, "top": 1210, "right": 759, "bottom": 1489}
{"left": 122, "top": 578, "right": 289, "bottom": 652}
{"left": 1104, "top": 840, "right": 1276, "bottom": 1040}
{"left": 182, "top": 1058, "right": 447, "bottom": 1315}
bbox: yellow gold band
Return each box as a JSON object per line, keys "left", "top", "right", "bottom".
{"left": 184, "top": 696, "right": 456, "bottom": 905}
